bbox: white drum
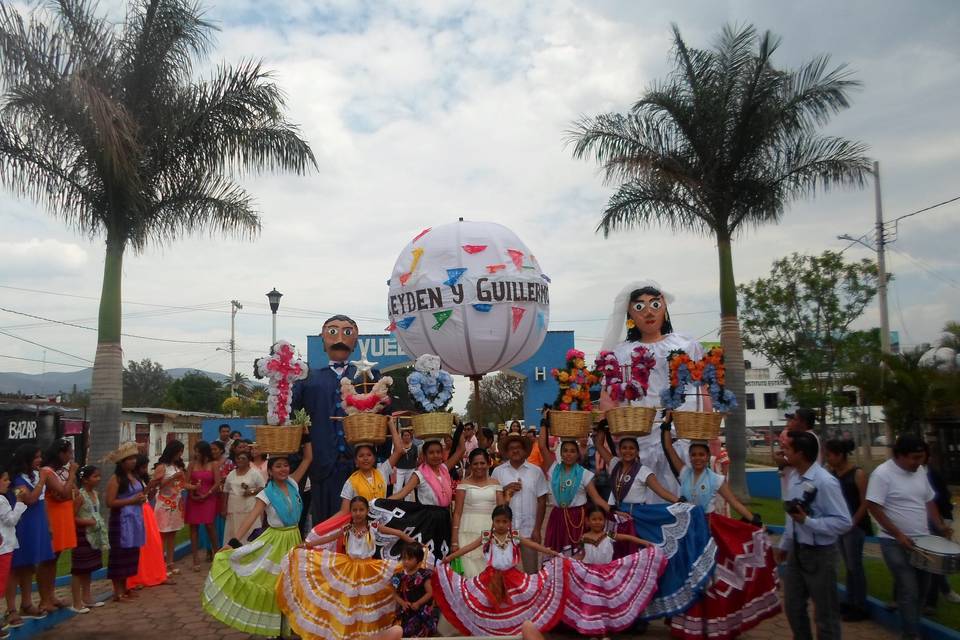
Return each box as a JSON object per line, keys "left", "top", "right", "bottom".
{"left": 909, "top": 535, "right": 960, "bottom": 575}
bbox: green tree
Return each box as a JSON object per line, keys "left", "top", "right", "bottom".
{"left": 123, "top": 358, "right": 171, "bottom": 407}
{"left": 164, "top": 370, "right": 227, "bottom": 413}
{"left": 568, "top": 24, "right": 871, "bottom": 495}
{"left": 738, "top": 251, "right": 880, "bottom": 426}
{"left": 0, "top": 1, "right": 315, "bottom": 464}
{"left": 466, "top": 373, "right": 524, "bottom": 427}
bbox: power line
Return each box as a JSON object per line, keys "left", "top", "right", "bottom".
{"left": 0, "top": 307, "right": 227, "bottom": 344}
{"left": 0, "top": 329, "right": 93, "bottom": 363}
{"left": 0, "top": 353, "right": 89, "bottom": 368}
{"left": 892, "top": 195, "right": 960, "bottom": 224}
{"left": 886, "top": 246, "right": 960, "bottom": 290}
{"left": 0, "top": 284, "right": 232, "bottom": 314}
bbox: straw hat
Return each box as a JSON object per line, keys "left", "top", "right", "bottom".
{"left": 103, "top": 441, "right": 140, "bottom": 464}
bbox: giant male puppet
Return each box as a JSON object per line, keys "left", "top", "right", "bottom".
{"left": 291, "top": 315, "right": 382, "bottom": 522}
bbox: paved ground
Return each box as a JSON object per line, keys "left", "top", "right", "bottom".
{"left": 29, "top": 558, "right": 898, "bottom": 640}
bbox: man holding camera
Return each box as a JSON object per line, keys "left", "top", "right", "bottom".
{"left": 776, "top": 430, "right": 852, "bottom": 640}
{"left": 867, "top": 434, "right": 953, "bottom": 640}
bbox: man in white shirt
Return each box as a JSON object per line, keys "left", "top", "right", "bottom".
{"left": 777, "top": 430, "right": 851, "bottom": 640}
{"left": 492, "top": 434, "right": 548, "bottom": 573}
{"left": 867, "top": 434, "right": 953, "bottom": 640}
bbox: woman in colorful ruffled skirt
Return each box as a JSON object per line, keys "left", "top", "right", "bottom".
{"left": 561, "top": 503, "right": 668, "bottom": 638}
{"left": 432, "top": 504, "right": 567, "bottom": 637}
{"left": 277, "top": 496, "right": 416, "bottom": 639}
{"left": 201, "top": 443, "right": 311, "bottom": 637}
{"left": 662, "top": 428, "right": 781, "bottom": 640}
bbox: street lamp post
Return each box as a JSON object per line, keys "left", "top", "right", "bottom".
{"left": 266, "top": 288, "right": 283, "bottom": 344}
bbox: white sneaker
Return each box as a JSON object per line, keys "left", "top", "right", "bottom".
{"left": 945, "top": 591, "right": 960, "bottom": 604}
{"left": 68, "top": 606, "right": 90, "bottom": 614}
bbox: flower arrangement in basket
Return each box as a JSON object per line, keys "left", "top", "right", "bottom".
{"left": 548, "top": 348, "right": 599, "bottom": 438}
{"left": 340, "top": 361, "right": 392, "bottom": 446}
{"left": 595, "top": 345, "right": 658, "bottom": 436}
{"left": 406, "top": 354, "right": 455, "bottom": 440}
{"left": 660, "top": 346, "right": 737, "bottom": 440}
{"left": 252, "top": 341, "right": 309, "bottom": 454}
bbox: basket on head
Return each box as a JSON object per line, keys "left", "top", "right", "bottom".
{"left": 411, "top": 412, "right": 454, "bottom": 441}
{"left": 343, "top": 413, "right": 389, "bottom": 446}
{"left": 672, "top": 411, "right": 723, "bottom": 440}
{"left": 254, "top": 425, "right": 305, "bottom": 455}
{"left": 548, "top": 410, "right": 592, "bottom": 439}
{"left": 606, "top": 406, "right": 656, "bottom": 437}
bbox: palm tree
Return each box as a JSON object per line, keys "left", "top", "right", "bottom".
{"left": 0, "top": 0, "right": 315, "bottom": 464}
{"left": 568, "top": 24, "right": 871, "bottom": 496}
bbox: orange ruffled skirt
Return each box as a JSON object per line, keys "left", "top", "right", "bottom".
{"left": 128, "top": 503, "right": 168, "bottom": 588}
{"left": 278, "top": 547, "right": 399, "bottom": 640}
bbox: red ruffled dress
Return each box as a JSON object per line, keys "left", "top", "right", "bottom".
{"left": 432, "top": 530, "right": 567, "bottom": 637}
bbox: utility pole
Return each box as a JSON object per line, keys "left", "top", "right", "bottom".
{"left": 230, "top": 300, "right": 242, "bottom": 396}
{"left": 874, "top": 161, "right": 891, "bottom": 357}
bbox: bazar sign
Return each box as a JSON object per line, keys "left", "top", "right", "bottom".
{"left": 7, "top": 420, "right": 37, "bottom": 440}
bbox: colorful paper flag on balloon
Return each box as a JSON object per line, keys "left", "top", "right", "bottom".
{"left": 511, "top": 306, "right": 525, "bottom": 331}
{"left": 540, "top": 273, "right": 552, "bottom": 283}
{"left": 409, "top": 247, "right": 425, "bottom": 273}
{"left": 536, "top": 311, "right": 545, "bottom": 329}
{"left": 462, "top": 244, "right": 487, "bottom": 254}
{"left": 486, "top": 264, "right": 505, "bottom": 274}
{"left": 399, "top": 272, "right": 412, "bottom": 285}
{"left": 396, "top": 316, "right": 416, "bottom": 330}
{"left": 432, "top": 310, "right": 453, "bottom": 330}
{"left": 443, "top": 268, "right": 467, "bottom": 286}
{"left": 385, "top": 320, "right": 397, "bottom": 332}
{"left": 507, "top": 249, "right": 524, "bottom": 271}
{"left": 412, "top": 228, "right": 431, "bottom": 243}
{"left": 472, "top": 303, "right": 492, "bottom": 312}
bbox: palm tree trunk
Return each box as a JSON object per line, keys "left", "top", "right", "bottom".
{"left": 717, "top": 235, "right": 749, "bottom": 498}
{"left": 88, "top": 236, "right": 124, "bottom": 465}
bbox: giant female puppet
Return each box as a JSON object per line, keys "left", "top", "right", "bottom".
{"left": 292, "top": 315, "right": 380, "bottom": 523}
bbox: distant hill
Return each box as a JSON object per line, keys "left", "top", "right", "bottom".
{"left": 0, "top": 367, "right": 231, "bottom": 395}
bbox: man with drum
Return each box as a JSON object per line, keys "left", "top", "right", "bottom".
{"left": 867, "top": 434, "right": 955, "bottom": 640}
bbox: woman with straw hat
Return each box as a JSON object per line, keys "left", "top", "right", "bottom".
{"left": 103, "top": 441, "right": 146, "bottom": 602}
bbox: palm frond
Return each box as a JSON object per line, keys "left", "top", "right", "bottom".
{"left": 598, "top": 180, "right": 710, "bottom": 237}
{"left": 140, "top": 172, "right": 259, "bottom": 249}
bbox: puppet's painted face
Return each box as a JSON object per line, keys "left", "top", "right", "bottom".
{"left": 627, "top": 293, "right": 666, "bottom": 336}
{"left": 323, "top": 320, "right": 358, "bottom": 359}
{"left": 414, "top": 353, "right": 441, "bottom": 376}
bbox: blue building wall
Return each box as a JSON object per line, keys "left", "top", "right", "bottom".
{"left": 305, "top": 331, "right": 575, "bottom": 428}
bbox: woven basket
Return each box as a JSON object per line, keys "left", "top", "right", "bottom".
{"left": 254, "top": 425, "right": 304, "bottom": 455}
{"left": 411, "top": 412, "right": 454, "bottom": 440}
{"left": 606, "top": 406, "right": 656, "bottom": 437}
{"left": 548, "top": 410, "right": 592, "bottom": 439}
{"left": 673, "top": 411, "right": 723, "bottom": 440}
{"left": 343, "top": 413, "right": 389, "bottom": 446}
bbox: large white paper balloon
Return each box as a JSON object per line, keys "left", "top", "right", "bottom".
{"left": 387, "top": 220, "right": 550, "bottom": 376}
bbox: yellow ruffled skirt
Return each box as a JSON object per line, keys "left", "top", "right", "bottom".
{"left": 278, "top": 547, "right": 399, "bottom": 640}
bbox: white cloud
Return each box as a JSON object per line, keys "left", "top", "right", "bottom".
{"left": 1, "top": 0, "right": 958, "bottom": 390}
{"left": 0, "top": 239, "right": 88, "bottom": 277}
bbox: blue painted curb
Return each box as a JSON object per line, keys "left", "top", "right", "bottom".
{"left": 11, "top": 541, "right": 194, "bottom": 638}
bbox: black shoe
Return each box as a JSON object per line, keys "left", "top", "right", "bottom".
{"left": 842, "top": 609, "right": 870, "bottom": 622}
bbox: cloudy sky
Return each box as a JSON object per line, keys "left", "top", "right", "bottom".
{"left": 1, "top": 0, "right": 958, "bottom": 409}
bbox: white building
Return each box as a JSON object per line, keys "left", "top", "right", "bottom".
{"left": 121, "top": 407, "right": 224, "bottom": 463}
{"left": 743, "top": 363, "right": 884, "bottom": 444}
